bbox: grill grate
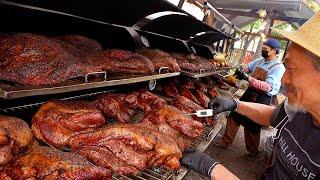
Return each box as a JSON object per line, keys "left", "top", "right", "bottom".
{"left": 0, "top": 90, "right": 115, "bottom": 113}
{"left": 113, "top": 168, "right": 175, "bottom": 180}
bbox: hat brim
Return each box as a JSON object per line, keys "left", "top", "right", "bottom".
{"left": 271, "top": 27, "right": 320, "bottom": 58}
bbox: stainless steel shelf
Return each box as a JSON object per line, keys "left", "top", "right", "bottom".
{"left": 180, "top": 71, "right": 220, "bottom": 78}
{"left": 0, "top": 72, "right": 180, "bottom": 99}
{"left": 180, "top": 64, "right": 239, "bottom": 78}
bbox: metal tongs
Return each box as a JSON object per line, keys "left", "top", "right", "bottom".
{"left": 186, "top": 109, "right": 214, "bottom": 117}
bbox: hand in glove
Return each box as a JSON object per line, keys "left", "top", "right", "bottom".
{"left": 209, "top": 96, "right": 238, "bottom": 114}
{"left": 234, "top": 69, "right": 249, "bottom": 81}
{"left": 181, "top": 148, "right": 219, "bottom": 177}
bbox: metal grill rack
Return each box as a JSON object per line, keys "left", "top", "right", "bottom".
{"left": 0, "top": 90, "right": 115, "bottom": 114}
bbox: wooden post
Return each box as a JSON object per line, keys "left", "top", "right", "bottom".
{"left": 178, "top": 0, "right": 185, "bottom": 8}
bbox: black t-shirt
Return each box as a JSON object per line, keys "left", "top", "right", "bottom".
{"left": 264, "top": 103, "right": 320, "bottom": 180}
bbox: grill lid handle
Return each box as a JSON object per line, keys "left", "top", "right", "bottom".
{"left": 85, "top": 71, "right": 107, "bottom": 83}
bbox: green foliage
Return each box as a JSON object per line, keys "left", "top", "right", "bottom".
{"left": 242, "top": 19, "right": 264, "bottom": 32}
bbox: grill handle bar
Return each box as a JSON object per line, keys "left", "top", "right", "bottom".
{"left": 199, "top": 69, "right": 206, "bottom": 75}
{"left": 85, "top": 71, "right": 107, "bottom": 83}
{"left": 158, "top": 67, "right": 169, "bottom": 74}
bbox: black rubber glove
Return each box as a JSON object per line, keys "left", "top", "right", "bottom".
{"left": 209, "top": 96, "right": 237, "bottom": 114}
{"left": 181, "top": 148, "right": 218, "bottom": 177}
{"left": 234, "top": 69, "right": 249, "bottom": 81}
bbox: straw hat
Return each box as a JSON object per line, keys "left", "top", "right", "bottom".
{"left": 272, "top": 11, "right": 320, "bottom": 58}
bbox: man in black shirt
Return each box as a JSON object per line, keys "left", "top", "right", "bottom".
{"left": 181, "top": 12, "right": 320, "bottom": 179}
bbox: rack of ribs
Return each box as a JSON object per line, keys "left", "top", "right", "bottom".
{"left": 0, "top": 33, "right": 89, "bottom": 86}
{"left": 143, "top": 105, "right": 204, "bottom": 139}
{"left": 32, "top": 100, "right": 106, "bottom": 149}
{"left": 0, "top": 115, "right": 33, "bottom": 167}
{"left": 0, "top": 33, "right": 155, "bottom": 86}
{"left": 171, "top": 96, "right": 214, "bottom": 126}
{"left": 194, "top": 90, "right": 211, "bottom": 108}
{"left": 88, "top": 49, "right": 155, "bottom": 75}
{"left": 208, "top": 87, "right": 220, "bottom": 98}
{"left": 179, "top": 87, "right": 200, "bottom": 104}
{"left": 94, "top": 93, "right": 138, "bottom": 123}
{"left": 170, "top": 53, "right": 215, "bottom": 72}
{"left": 0, "top": 143, "right": 111, "bottom": 179}
{"left": 130, "top": 90, "right": 167, "bottom": 113}
{"left": 68, "top": 123, "right": 182, "bottom": 175}
{"left": 53, "top": 34, "right": 103, "bottom": 52}
{"left": 137, "top": 49, "right": 181, "bottom": 72}
{"left": 161, "top": 78, "right": 180, "bottom": 98}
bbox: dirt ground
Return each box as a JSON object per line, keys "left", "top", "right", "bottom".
{"left": 183, "top": 87, "right": 274, "bottom": 180}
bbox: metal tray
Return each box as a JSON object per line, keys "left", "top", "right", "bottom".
{"left": 0, "top": 72, "right": 180, "bottom": 99}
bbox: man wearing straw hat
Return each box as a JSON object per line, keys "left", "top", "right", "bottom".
{"left": 181, "top": 12, "right": 320, "bottom": 180}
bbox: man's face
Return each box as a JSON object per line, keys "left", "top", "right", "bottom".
{"left": 262, "top": 45, "right": 276, "bottom": 57}
{"left": 282, "top": 43, "right": 320, "bottom": 110}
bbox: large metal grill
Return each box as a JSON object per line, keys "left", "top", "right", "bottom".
{"left": 0, "top": 91, "right": 222, "bottom": 180}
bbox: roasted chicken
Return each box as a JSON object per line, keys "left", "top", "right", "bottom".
{"left": 68, "top": 123, "right": 182, "bottom": 175}
{"left": 0, "top": 116, "right": 33, "bottom": 166}
{"left": 32, "top": 100, "right": 105, "bottom": 149}
{"left": 0, "top": 144, "right": 111, "bottom": 179}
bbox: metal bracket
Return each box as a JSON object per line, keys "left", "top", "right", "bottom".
{"left": 140, "top": 35, "right": 150, "bottom": 47}
{"left": 199, "top": 69, "right": 206, "bottom": 75}
{"left": 148, "top": 80, "right": 157, "bottom": 91}
{"left": 85, "top": 71, "right": 107, "bottom": 83}
{"left": 158, "top": 67, "right": 169, "bottom": 74}
{"left": 189, "top": 53, "right": 195, "bottom": 59}
{"left": 217, "top": 70, "right": 230, "bottom": 78}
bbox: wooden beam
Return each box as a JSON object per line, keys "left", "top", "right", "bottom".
{"left": 206, "top": 0, "right": 301, "bottom": 11}
{"left": 228, "top": 14, "right": 238, "bottom": 22}
{"left": 218, "top": 9, "right": 308, "bottom": 24}
{"left": 243, "top": 32, "right": 289, "bottom": 41}
{"left": 267, "top": 19, "right": 275, "bottom": 36}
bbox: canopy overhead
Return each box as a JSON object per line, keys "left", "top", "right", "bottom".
{"left": 203, "top": 0, "right": 314, "bottom": 30}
